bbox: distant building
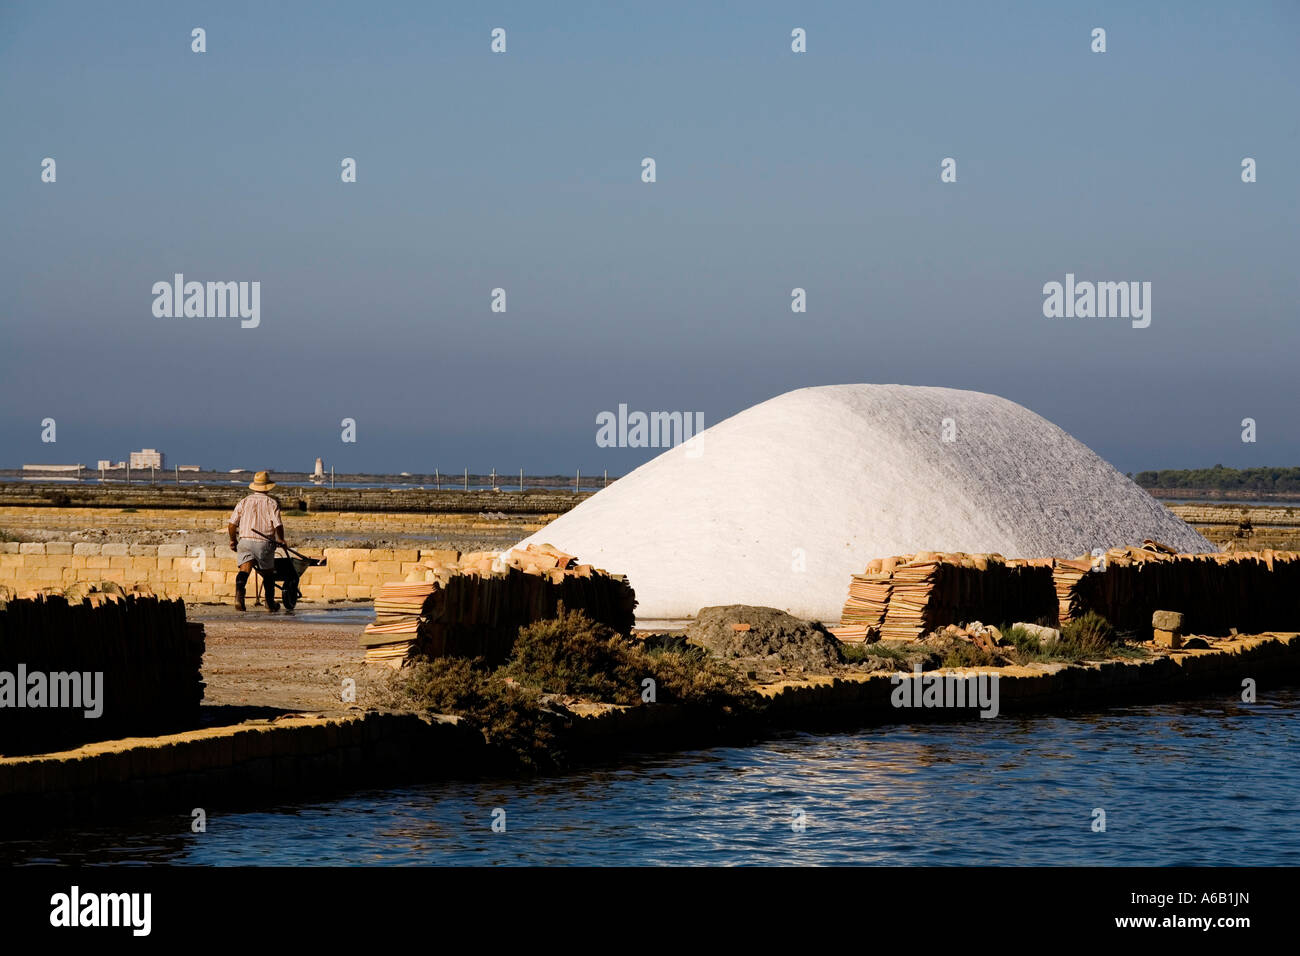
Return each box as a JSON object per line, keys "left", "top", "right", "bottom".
{"left": 313, "top": 457, "right": 325, "bottom": 478}
{"left": 22, "top": 464, "right": 85, "bottom": 472}
{"left": 130, "top": 449, "right": 164, "bottom": 470}
{"left": 177, "top": 465, "right": 201, "bottom": 472}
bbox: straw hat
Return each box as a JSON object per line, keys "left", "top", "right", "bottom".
{"left": 249, "top": 471, "right": 277, "bottom": 491}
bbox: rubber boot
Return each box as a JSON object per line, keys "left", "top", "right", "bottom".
{"left": 260, "top": 570, "right": 279, "bottom": 612}
{"left": 234, "top": 571, "right": 249, "bottom": 612}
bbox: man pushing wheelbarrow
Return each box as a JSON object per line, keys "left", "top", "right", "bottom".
{"left": 226, "top": 471, "right": 323, "bottom": 613}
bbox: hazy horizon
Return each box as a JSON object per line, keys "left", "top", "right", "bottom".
{"left": 4, "top": 1, "right": 1297, "bottom": 476}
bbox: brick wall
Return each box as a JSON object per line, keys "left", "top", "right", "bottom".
{"left": 0, "top": 542, "right": 457, "bottom": 604}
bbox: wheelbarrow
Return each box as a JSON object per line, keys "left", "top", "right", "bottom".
{"left": 252, "top": 529, "right": 326, "bottom": 613}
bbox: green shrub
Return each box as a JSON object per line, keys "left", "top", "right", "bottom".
{"left": 1060, "top": 611, "right": 1117, "bottom": 655}
{"left": 641, "top": 643, "right": 750, "bottom": 709}
{"left": 504, "top": 605, "right": 642, "bottom": 703}
{"left": 841, "top": 640, "right": 911, "bottom": 663}
{"left": 1006, "top": 613, "right": 1145, "bottom": 664}
{"left": 940, "top": 643, "right": 1001, "bottom": 668}
{"left": 400, "top": 657, "right": 559, "bottom": 771}
{"left": 1001, "top": 624, "right": 1043, "bottom": 656}
{"left": 398, "top": 606, "right": 754, "bottom": 770}
{"left": 504, "top": 604, "right": 748, "bottom": 708}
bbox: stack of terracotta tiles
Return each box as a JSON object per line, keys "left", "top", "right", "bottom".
{"left": 1056, "top": 546, "right": 1300, "bottom": 635}
{"left": 831, "top": 552, "right": 1056, "bottom": 642}
{"left": 360, "top": 543, "right": 637, "bottom": 667}
{"left": 833, "top": 545, "right": 1300, "bottom": 643}
{"left": 0, "top": 585, "right": 205, "bottom": 754}
{"left": 361, "top": 582, "right": 438, "bottom": 666}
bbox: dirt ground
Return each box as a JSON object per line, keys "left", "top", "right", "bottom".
{"left": 192, "top": 604, "right": 403, "bottom": 721}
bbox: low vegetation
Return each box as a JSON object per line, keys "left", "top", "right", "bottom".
{"left": 397, "top": 605, "right": 752, "bottom": 770}
{"left": 1000, "top": 612, "right": 1146, "bottom": 664}
{"left": 400, "top": 656, "right": 560, "bottom": 771}
{"left": 940, "top": 643, "right": 1003, "bottom": 668}
{"left": 841, "top": 641, "right": 911, "bottom": 664}
{"left": 1134, "top": 464, "right": 1300, "bottom": 494}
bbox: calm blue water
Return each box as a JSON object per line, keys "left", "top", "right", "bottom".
{"left": 6, "top": 691, "right": 1298, "bottom": 866}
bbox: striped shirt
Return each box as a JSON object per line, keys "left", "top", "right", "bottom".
{"left": 228, "top": 493, "right": 283, "bottom": 541}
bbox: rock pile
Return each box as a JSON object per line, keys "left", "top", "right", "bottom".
{"left": 685, "top": 605, "right": 844, "bottom": 670}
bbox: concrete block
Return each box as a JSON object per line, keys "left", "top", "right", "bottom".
{"left": 101, "top": 544, "right": 129, "bottom": 557}
{"left": 0, "top": 542, "right": 19, "bottom": 554}
{"left": 346, "top": 585, "right": 372, "bottom": 600}
{"left": 44, "top": 542, "right": 73, "bottom": 555}
{"left": 85, "top": 556, "right": 112, "bottom": 570}
{"left": 1152, "top": 610, "right": 1184, "bottom": 631}
{"left": 128, "top": 544, "right": 158, "bottom": 557}
{"left": 18, "top": 543, "right": 46, "bottom": 555}
{"left": 157, "top": 544, "right": 187, "bottom": 558}
{"left": 1154, "top": 628, "right": 1183, "bottom": 648}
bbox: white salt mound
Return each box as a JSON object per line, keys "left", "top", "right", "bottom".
{"left": 508, "top": 384, "right": 1215, "bottom": 621}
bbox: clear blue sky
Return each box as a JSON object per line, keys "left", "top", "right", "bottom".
{"left": 2, "top": 0, "right": 1297, "bottom": 475}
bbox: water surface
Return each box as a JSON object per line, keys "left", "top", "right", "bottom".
{"left": 6, "top": 692, "right": 1297, "bottom": 866}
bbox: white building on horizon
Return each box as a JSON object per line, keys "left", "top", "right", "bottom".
{"left": 129, "top": 448, "right": 164, "bottom": 470}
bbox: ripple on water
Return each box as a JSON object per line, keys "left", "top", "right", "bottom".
{"left": 4, "top": 691, "right": 1299, "bottom": 865}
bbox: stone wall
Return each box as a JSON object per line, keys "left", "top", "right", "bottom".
{"left": 0, "top": 482, "right": 589, "bottom": 515}
{"left": 0, "top": 505, "right": 553, "bottom": 536}
{"left": 0, "top": 542, "right": 462, "bottom": 604}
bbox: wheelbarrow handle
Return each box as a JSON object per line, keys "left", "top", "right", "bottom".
{"left": 251, "top": 528, "right": 310, "bottom": 561}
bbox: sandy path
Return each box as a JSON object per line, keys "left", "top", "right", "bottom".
{"left": 193, "top": 605, "right": 401, "bottom": 719}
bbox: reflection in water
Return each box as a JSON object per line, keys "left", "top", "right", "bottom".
{"left": 4, "top": 692, "right": 1297, "bottom": 865}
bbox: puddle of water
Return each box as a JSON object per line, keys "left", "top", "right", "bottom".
{"left": 290, "top": 605, "right": 375, "bottom": 624}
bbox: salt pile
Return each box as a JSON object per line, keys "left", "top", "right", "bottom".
{"left": 507, "top": 384, "right": 1215, "bottom": 620}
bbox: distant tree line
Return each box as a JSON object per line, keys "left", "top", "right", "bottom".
{"left": 1133, "top": 465, "right": 1300, "bottom": 492}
